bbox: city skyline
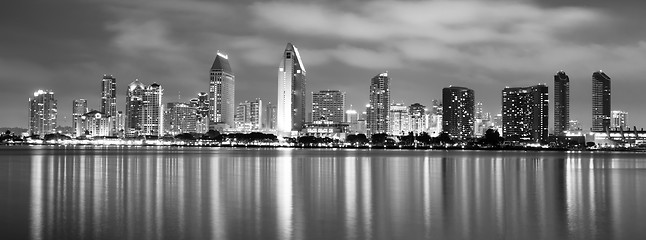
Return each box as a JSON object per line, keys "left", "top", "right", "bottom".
{"left": 2, "top": 0, "right": 646, "bottom": 130}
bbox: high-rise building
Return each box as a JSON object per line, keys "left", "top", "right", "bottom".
{"left": 72, "top": 99, "right": 88, "bottom": 137}
{"left": 29, "top": 90, "right": 58, "bottom": 136}
{"left": 209, "top": 52, "right": 235, "bottom": 128}
{"left": 442, "top": 86, "right": 474, "bottom": 139}
{"left": 502, "top": 84, "right": 549, "bottom": 142}
{"left": 125, "top": 79, "right": 145, "bottom": 137}
{"left": 165, "top": 102, "right": 197, "bottom": 135}
{"left": 263, "top": 102, "right": 277, "bottom": 130}
{"left": 116, "top": 111, "right": 125, "bottom": 137}
{"left": 191, "top": 92, "right": 210, "bottom": 133}
{"left": 475, "top": 102, "right": 483, "bottom": 119}
{"left": 125, "top": 79, "right": 163, "bottom": 137}
{"left": 592, "top": 71, "right": 611, "bottom": 132}
{"left": 277, "top": 43, "right": 307, "bottom": 135}
{"left": 554, "top": 71, "right": 570, "bottom": 136}
{"left": 101, "top": 74, "right": 117, "bottom": 135}
{"left": 611, "top": 110, "right": 628, "bottom": 129}
{"left": 142, "top": 83, "right": 163, "bottom": 136}
{"left": 368, "top": 72, "right": 390, "bottom": 135}
{"left": 235, "top": 99, "right": 263, "bottom": 131}
{"left": 389, "top": 103, "right": 409, "bottom": 136}
{"left": 312, "top": 90, "right": 345, "bottom": 123}
{"left": 409, "top": 103, "right": 427, "bottom": 134}
{"left": 346, "top": 108, "right": 359, "bottom": 134}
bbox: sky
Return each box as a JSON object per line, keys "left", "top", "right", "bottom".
{"left": 1, "top": 0, "right": 646, "bottom": 130}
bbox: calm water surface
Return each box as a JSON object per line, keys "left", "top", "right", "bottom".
{"left": 1, "top": 146, "right": 646, "bottom": 239}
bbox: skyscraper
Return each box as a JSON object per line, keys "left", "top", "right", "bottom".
{"left": 235, "top": 99, "right": 263, "bottom": 131}
{"left": 165, "top": 102, "right": 197, "bottom": 135}
{"left": 209, "top": 52, "right": 235, "bottom": 128}
{"left": 554, "top": 71, "right": 570, "bottom": 136}
{"left": 72, "top": 99, "right": 88, "bottom": 137}
{"left": 101, "top": 74, "right": 117, "bottom": 135}
{"left": 367, "top": 72, "right": 390, "bottom": 135}
{"left": 191, "top": 92, "right": 210, "bottom": 133}
{"left": 125, "top": 79, "right": 145, "bottom": 137}
{"left": 312, "top": 90, "right": 346, "bottom": 123}
{"left": 592, "top": 71, "right": 611, "bottom": 132}
{"left": 388, "top": 103, "right": 409, "bottom": 136}
{"left": 29, "top": 90, "right": 57, "bottom": 136}
{"left": 442, "top": 86, "right": 474, "bottom": 139}
{"left": 263, "top": 102, "right": 277, "bottom": 130}
{"left": 502, "top": 84, "right": 549, "bottom": 142}
{"left": 277, "top": 43, "right": 306, "bottom": 135}
{"left": 409, "top": 103, "right": 427, "bottom": 134}
{"left": 126, "top": 79, "right": 163, "bottom": 137}
{"left": 141, "top": 83, "right": 163, "bottom": 136}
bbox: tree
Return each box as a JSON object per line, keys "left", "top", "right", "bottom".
{"left": 482, "top": 129, "right": 503, "bottom": 146}
{"left": 371, "top": 133, "right": 388, "bottom": 146}
{"left": 434, "top": 132, "right": 453, "bottom": 145}
{"left": 203, "top": 130, "right": 220, "bottom": 140}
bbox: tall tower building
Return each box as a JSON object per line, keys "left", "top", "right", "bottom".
{"left": 312, "top": 90, "right": 346, "bottom": 123}
{"left": 554, "top": 71, "right": 570, "bottom": 136}
{"left": 101, "top": 74, "right": 117, "bottom": 135}
{"left": 263, "top": 102, "right": 277, "bottom": 130}
{"left": 72, "top": 99, "right": 88, "bottom": 137}
{"left": 142, "top": 83, "right": 164, "bottom": 136}
{"left": 592, "top": 71, "right": 611, "bottom": 132}
{"left": 442, "top": 86, "right": 474, "bottom": 139}
{"left": 368, "top": 72, "right": 390, "bottom": 135}
{"left": 502, "top": 84, "right": 549, "bottom": 142}
{"left": 389, "top": 103, "right": 409, "bottom": 136}
{"left": 209, "top": 52, "right": 235, "bottom": 128}
{"left": 125, "top": 79, "right": 145, "bottom": 137}
{"left": 409, "top": 103, "right": 427, "bottom": 134}
{"left": 277, "top": 43, "right": 306, "bottom": 135}
{"left": 29, "top": 90, "right": 58, "bottom": 136}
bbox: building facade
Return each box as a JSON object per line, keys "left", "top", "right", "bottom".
{"left": 312, "top": 90, "right": 345, "bottom": 123}
{"left": 80, "top": 110, "right": 113, "bottom": 137}
{"left": 502, "top": 84, "right": 549, "bottom": 142}
{"left": 554, "top": 71, "right": 570, "bottom": 136}
{"left": 388, "top": 103, "right": 409, "bottom": 136}
{"left": 409, "top": 103, "right": 427, "bottom": 134}
{"left": 125, "top": 80, "right": 163, "bottom": 137}
{"left": 367, "top": 72, "right": 390, "bottom": 135}
{"left": 72, "top": 99, "right": 88, "bottom": 137}
{"left": 611, "top": 110, "right": 628, "bottom": 129}
{"left": 29, "top": 90, "right": 58, "bottom": 136}
{"left": 209, "top": 52, "right": 235, "bottom": 128}
{"left": 101, "top": 74, "right": 117, "bottom": 135}
{"left": 165, "top": 102, "right": 197, "bottom": 135}
{"left": 442, "top": 86, "right": 474, "bottom": 139}
{"left": 235, "top": 99, "right": 263, "bottom": 131}
{"left": 592, "top": 71, "right": 611, "bottom": 132}
{"left": 277, "top": 43, "right": 307, "bottom": 136}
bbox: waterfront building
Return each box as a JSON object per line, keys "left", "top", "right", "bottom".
{"left": 80, "top": 110, "right": 113, "bottom": 137}
{"left": 263, "top": 102, "right": 277, "bottom": 130}
{"left": 72, "top": 99, "right": 88, "bottom": 137}
{"left": 409, "top": 103, "right": 427, "bottom": 134}
{"left": 389, "top": 103, "right": 409, "bottom": 136}
{"left": 277, "top": 43, "right": 307, "bottom": 136}
{"left": 502, "top": 84, "right": 549, "bottom": 142}
{"left": 312, "top": 90, "right": 345, "bottom": 123}
{"left": 101, "top": 74, "right": 117, "bottom": 135}
{"left": 554, "top": 71, "right": 570, "bottom": 136}
{"left": 125, "top": 79, "right": 163, "bottom": 137}
{"left": 29, "top": 90, "right": 57, "bottom": 136}
{"left": 165, "top": 102, "right": 197, "bottom": 135}
{"left": 115, "top": 111, "right": 125, "bottom": 137}
{"left": 235, "top": 99, "right": 263, "bottom": 131}
{"left": 611, "top": 110, "right": 628, "bottom": 129}
{"left": 209, "top": 52, "right": 235, "bottom": 128}
{"left": 442, "top": 86, "right": 474, "bottom": 139}
{"left": 367, "top": 72, "right": 390, "bottom": 135}
{"left": 592, "top": 70, "right": 611, "bottom": 132}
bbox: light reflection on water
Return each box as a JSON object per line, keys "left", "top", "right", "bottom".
{"left": 1, "top": 146, "right": 646, "bottom": 239}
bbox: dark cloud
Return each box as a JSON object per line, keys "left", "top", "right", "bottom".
{"left": 1, "top": 0, "right": 645, "bottom": 130}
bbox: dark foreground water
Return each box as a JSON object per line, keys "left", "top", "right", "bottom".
{"left": 2, "top": 146, "right": 646, "bottom": 239}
